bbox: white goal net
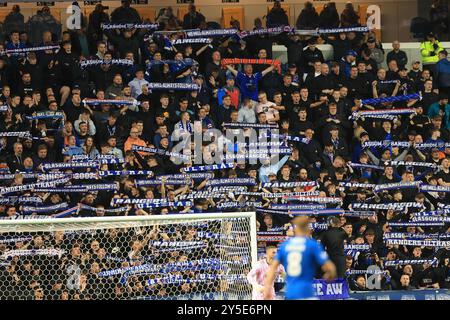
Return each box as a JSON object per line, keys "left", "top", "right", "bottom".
{"left": 0, "top": 212, "right": 257, "bottom": 300}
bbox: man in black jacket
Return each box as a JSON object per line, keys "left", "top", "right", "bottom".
{"left": 320, "top": 216, "right": 347, "bottom": 278}
{"left": 182, "top": 5, "right": 206, "bottom": 30}
{"left": 386, "top": 41, "right": 408, "bottom": 69}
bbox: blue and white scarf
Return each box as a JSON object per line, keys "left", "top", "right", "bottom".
{"left": 26, "top": 111, "right": 64, "bottom": 121}
{"left": 374, "top": 181, "right": 422, "bottom": 192}
{"left": 98, "top": 170, "right": 154, "bottom": 177}
{"left": 182, "top": 163, "right": 235, "bottom": 172}
{"left": 82, "top": 98, "right": 138, "bottom": 107}
{"left": 80, "top": 58, "right": 134, "bottom": 68}
{"left": 0, "top": 131, "right": 32, "bottom": 138}
{"left": 147, "top": 83, "right": 200, "bottom": 91}
{"left": 42, "top": 162, "right": 100, "bottom": 172}
{"left": 261, "top": 181, "right": 317, "bottom": 188}
{"left": 362, "top": 141, "right": 411, "bottom": 149}
{"left": 352, "top": 202, "right": 424, "bottom": 210}
{"left": 206, "top": 178, "right": 256, "bottom": 187}
{"left": 186, "top": 28, "right": 238, "bottom": 38}
{"left": 385, "top": 238, "right": 450, "bottom": 247}
{"left": 384, "top": 259, "right": 439, "bottom": 267}
{"left": 101, "top": 23, "right": 159, "bottom": 30}
{"left": 2, "top": 45, "right": 59, "bottom": 55}
{"left": 0, "top": 177, "right": 70, "bottom": 195}
{"left": 172, "top": 38, "right": 212, "bottom": 45}
{"left": 135, "top": 179, "right": 190, "bottom": 187}
{"left": 131, "top": 145, "right": 190, "bottom": 161}
{"left": 22, "top": 202, "right": 69, "bottom": 214}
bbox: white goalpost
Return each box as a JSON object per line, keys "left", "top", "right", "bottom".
{"left": 0, "top": 212, "right": 257, "bottom": 300}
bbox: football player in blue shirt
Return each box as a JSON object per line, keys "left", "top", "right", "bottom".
{"left": 264, "top": 216, "right": 337, "bottom": 300}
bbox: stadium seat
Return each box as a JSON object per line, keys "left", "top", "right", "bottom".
{"left": 222, "top": 7, "right": 244, "bottom": 29}
{"left": 0, "top": 8, "right": 8, "bottom": 23}
{"left": 177, "top": 7, "right": 189, "bottom": 23}
{"left": 136, "top": 7, "right": 156, "bottom": 22}
{"left": 359, "top": 4, "right": 382, "bottom": 40}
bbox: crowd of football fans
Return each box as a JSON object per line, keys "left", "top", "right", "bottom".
{"left": 0, "top": 0, "right": 448, "bottom": 299}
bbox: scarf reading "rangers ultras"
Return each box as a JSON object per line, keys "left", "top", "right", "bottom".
{"left": 0, "top": 177, "right": 70, "bottom": 195}
{"left": 136, "top": 201, "right": 192, "bottom": 208}
{"left": 385, "top": 239, "right": 450, "bottom": 247}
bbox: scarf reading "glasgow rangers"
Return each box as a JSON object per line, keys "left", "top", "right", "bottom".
{"left": 415, "top": 142, "right": 450, "bottom": 150}
{"left": 362, "top": 141, "right": 411, "bottom": 148}
{"left": 217, "top": 201, "right": 262, "bottom": 209}
{"left": 0, "top": 196, "right": 42, "bottom": 205}
{"left": 383, "top": 232, "right": 450, "bottom": 240}
{"left": 131, "top": 145, "right": 190, "bottom": 161}
{"left": 351, "top": 202, "right": 424, "bottom": 210}
{"left": 41, "top": 162, "right": 100, "bottom": 172}
{"left": 412, "top": 216, "right": 450, "bottom": 223}
{"left": 101, "top": 23, "right": 159, "bottom": 30}
{"left": 80, "top": 59, "right": 134, "bottom": 69}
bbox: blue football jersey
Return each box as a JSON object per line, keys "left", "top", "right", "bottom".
{"left": 276, "top": 236, "right": 329, "bottom": 299}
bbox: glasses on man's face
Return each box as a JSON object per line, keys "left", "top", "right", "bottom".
{"left": 131, "top": 131, "right": 138, "bottom": 134}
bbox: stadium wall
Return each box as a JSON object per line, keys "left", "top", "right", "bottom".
{"left": 0, "top": 0, "right": 418, "bottom": 42}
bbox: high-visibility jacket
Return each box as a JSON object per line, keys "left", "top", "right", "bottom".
{"left": 420, "top": 40, "right": 444, "bottom": 65}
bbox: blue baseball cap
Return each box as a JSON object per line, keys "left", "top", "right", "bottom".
{"left": 347, "top": 50, "right": 358, "bottom": 57}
